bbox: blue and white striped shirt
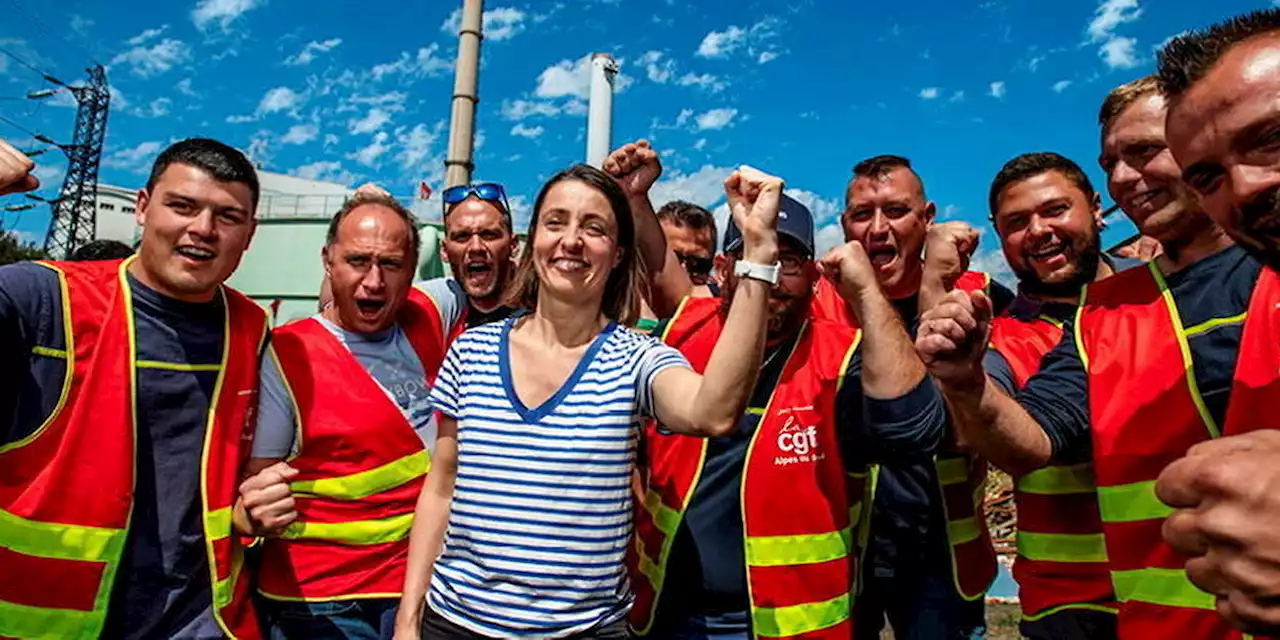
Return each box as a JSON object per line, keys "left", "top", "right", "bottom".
{"left": 426, "top": 317, "right": 690, "bottom": 638}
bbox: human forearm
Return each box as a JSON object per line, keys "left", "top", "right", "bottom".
{"left": 395, "top": 462, "right": 455, "bottom": 633}
{"left": 941, "top": 375, "right": 1053, "bottom": 476}
{"left": 631, "top": 194, "right": 694, "bottom": 316}
{"left": 851, "top": 284, "right": 927, "bottom": 399}
{"left": 684, "top": 277, "right": 771, "bottom": 436}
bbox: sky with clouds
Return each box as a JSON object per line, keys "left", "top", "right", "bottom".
{"left": 0, "top": 0, "right": 1271, "bottom": 282}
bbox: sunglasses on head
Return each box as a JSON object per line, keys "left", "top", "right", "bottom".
{"left": 675, "top": 253, "right": 714, "bottom": 277}
{"left": 442, "top": 182, "right": 510, "bottom": 217}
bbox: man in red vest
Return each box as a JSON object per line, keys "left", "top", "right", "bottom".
{"left": 1155, "top": 9, "right": 1280, "bottom": 634}
{"left": 0, "top": 137, "right": 265, "bottom": 639}
{"left": 809, "top": 154, "right": 1012, "bottom": 639}
{"left": 237, "top": 192, "right": 455, "bottom": 638}
{"left": 914, "top": 74, "right": 1265, "bottom": 639}
{"left": 948, "top": 152, "right": 1131, "bottom": 640}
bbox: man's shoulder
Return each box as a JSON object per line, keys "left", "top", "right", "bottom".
{"left": 0, "top": 261, "right": 61, "bottom": 312}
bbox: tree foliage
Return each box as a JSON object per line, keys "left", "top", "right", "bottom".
{"left": 0, "top": 229, "right": 46, "bottom": 265}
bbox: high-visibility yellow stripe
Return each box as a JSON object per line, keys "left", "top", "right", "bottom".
{"left": 937, "top": 457, "right": 968, "bottom": 485}
{"left": 1097, "top": 480, "right": 1173, "bottom": 523}
{"left": 1148, "top": 263, "right": 1220, "bottom": 439}
{"left": 752, "top": 591, "right": 850, "bottom": 638}
{"left": 205, "top": 507, "right": 233, "bottom": 541}
{"left": 1021, "top": 602, "right": 1119, "bottom": 622}
{"left": 745, "top": 527, "right": 852, "bottom": 567}
{"left": 31, "top": 345, "right": 67, "bottom": 359}
{"left": 848, "top": 500, "right": 863, "bottom": 527}
{"left": 135, "top": 359, "right": 222, "bottom": 372}
{"left": 948, "top": 517, "right": 981, "bottom": 545}
{"left": 0, "top": 599, "right": 101, "bottom": 640}
{"left": 1183, "top": 312, "right": 1247, "bottom": 337}
{"left": 1016, "top": 463, "right": 1096, "bottom": 495}
{"left": 1112, "top": 568, "right": 1216, "bottom": 610}
{"left": 0, "top": 507, "right": 127, "bottom": 563}
{"left": 291, "top": 450, "right": 429, "bottom": 500}
{"left": 1017, "top": 531, "right": 1108, "bottom": 563}
{"left": 744, "top": 407, "right": 765, "bottom": 415}
{"left": 642, "top": 490, "right": 683, "bottom": 537}
{"left": 280, "top": 512, "right": 414, "bottom": 545}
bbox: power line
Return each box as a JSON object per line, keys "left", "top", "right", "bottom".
{"left": 0, "top": 44, "right": 56, "bottom": 80}
{"left": 0, "top": 113, "right": 41, "bottom": 140}
{"left": 3, "top": 0, "right": 100, "bottom": 66}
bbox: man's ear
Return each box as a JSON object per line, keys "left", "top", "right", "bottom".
{"left": 1091, "top": 192, "right": 1105, "bottom": 228}
{"left": 923, "top": 201, "right": 937, "bottom": 226}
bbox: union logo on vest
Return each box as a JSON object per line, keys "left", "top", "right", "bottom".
{"left": 774, "top": 406, "right": 824, "bottom": 466}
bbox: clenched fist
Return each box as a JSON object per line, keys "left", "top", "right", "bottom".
{"left": 355, "top": 182, "right": 391, "bottom": 198}
{"left": 603, "top": 140, "right": 662, "bottom": 200}
{"left": 724, "top": 165, "right": 782, "bottom": 264}
{"left": 915, "top": 288, "right": 993, "bottom": 390}
{"left": 238, "top": 461, "right": 299, "bottom": 537}
{"left": 819, "top": 241, "right": 880, "bottom": 303}
{"left": 1157, "top": 431, "right": 1280, "bottom": 634}
{"left": 0, "top": 138, "right": 39, "bottom": 196}
{"left": 921, "top": 221, "right": 981, "bottom": 311}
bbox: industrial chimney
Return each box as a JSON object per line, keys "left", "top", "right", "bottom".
{"left": 445, "top": 0, "right": 483, "bottom": 187}
{"left": 586, "top": 53, "right": 618, "bottom": 168}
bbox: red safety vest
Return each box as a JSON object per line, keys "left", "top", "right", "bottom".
{"left": 259, "top": 287, "right": 451, "bottom": 600}
{"left": 811, "top": 272, "right": 998, "bottom": 600}
{"left": 1077, "top": 263, "right": 1280, "bottom": 639}
{"left": 0, "top": 258, "right": 266, "bottom": 640}
{"left": 988, "top": 311, "right": 1117, "bottom": 620}
{"left": 629, "top": 297, "right": 864, "bottom": 639}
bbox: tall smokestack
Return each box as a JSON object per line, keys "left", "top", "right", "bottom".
{"left": 586, "top": 52, "right": 618, "bottom": 168}
{"left": 445, "top": 0, "right": 483, "bottom": 187}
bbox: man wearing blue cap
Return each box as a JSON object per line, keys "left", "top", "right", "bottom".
{"left": 628, "top": 187, "right": 954, "bottom": 639}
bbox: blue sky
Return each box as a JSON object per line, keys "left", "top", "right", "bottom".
{"left": 1, "top": 0, "right": 1271, "bottom": 281}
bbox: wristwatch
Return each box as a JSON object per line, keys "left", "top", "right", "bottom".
{"left": 733, "top": 260, "right": 781, "bottom": 285}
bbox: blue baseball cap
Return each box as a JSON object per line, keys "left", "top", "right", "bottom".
{"left": 722, "top": 193, "right": 815, "bottom": 257}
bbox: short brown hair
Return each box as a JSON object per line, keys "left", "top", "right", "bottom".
{"left": 656, "top": 200, "right": 717, "bottom": 247}
{"left": 1158, "top": 9, "right": 1280, "bottom": 99}
{"left": 850, "top": 154, "right": 926, "bottom": 199}
{"left": 503, "top": 164, "right": 643, "bottom": 325}
{"left": 1098, "top": 75, "right": 1159, "bottom": 135}
{"left": 325, "top": 192, "right": 421, "bottom": 257}
{"left": 989, "top": 152, "right": 1096, "bottom": 221}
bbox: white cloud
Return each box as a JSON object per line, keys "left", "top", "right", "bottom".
{"left": 695, "top": 108, "right": 738, "bottom": 131}
{"left": 941, "top": 204, "right": 962, "bottom": 219}
{"left": 350, "top": 131, "right": 392, "bottom": 167}
{"left": 371, "top": 45, "right": 452, "bottom": 81}
{"left": 639, "top": 50, "right": 676, "bottom": 83}
{"left": 693, "top": 138, "right": 707, "bottom": 151}
{"left": 133, "top": 97, "right": 172, "bottom": 118}
{"left": 677, "top": 72, "right": 726, "bottom": 92}
{"left": 247, "top": 131, "right": 273, "bottom": 166}
{"left": 281, "top": 123, "right": 318, "bottom": 145}
{"left": 758, "top": 51, "right": 779, "bottom": 64}
{"left": 285, "top": 38, "right": 342, "bottom": 66}
{"left": 350, "top": 107, "right": 393, "bottom": 134}
{"left": 989, "top": 81, "right": 1006, "bottom": 98}
{"left": 697, "top": 25, "right": 747, "bottom": 57}
{"left": 126, "top": 25, "right": 168, "bottom": 46}
{"left": 675, "top": 108, "right": 694, "bottom": 127}
{"left": 397, "top": 122, "right": 445, "bottom": 171}
{"left": 1087, "top": 0, "right": 1142, "bottom": 43}
{"left": 815, "top": 223, "right": 845, "bottom": 256}
{"left": 650, "top": 165, "right": 735, "bottom": 210}
{"left": 510, "top": 123, "right": 544, "bottom": 139}
{"left": 192, "top": 0, "right": 262, "bottom": 32}
{"left": 501, "top": 98, "right": 564, "bottom": 120}
{"left": 950, "top": 90, "right": 965, "bottom": 102}
{"left": 176, "top": 78, "right": 199, "bottom": 97}
{"left": 1052, "top": 80, "right": 1072, "bottom": 93}
{"left": 919, "top": 87, "right": 940, "bottom": 99}
{"left": 102, "top": 141, "right": 165, "bottom": 172}
{"left": 324, "top": 133, "right": 339, "bottom": 146}
{"left": 69, "top": 15, "right": 94, "bottom": 37}
{"left": 259, "top": 86, "right": 302, "bottom": 114}
{"left": 535, "top": 55, "right": 593, "bottom": 99}
{"left": 971, "top": 244, "right": 1016, "bottom": 289}
{"left": 1100, "top": 36, "right": 1139, "bottom": 69}
{"left": 110, "top": 36, "right": 190, "bottom": 78}
{"left": 292, "top": 160, "right": 357, "bottom": 185}
{"left": 441, "top": 6, "right": 526, "bottom": 41}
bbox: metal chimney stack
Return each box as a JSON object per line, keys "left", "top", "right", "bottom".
{"left": 445, "top": 0, "right": 484, "bottom": 188}
{"left": 586, "top": 53, "right": 618, "bottom": 168}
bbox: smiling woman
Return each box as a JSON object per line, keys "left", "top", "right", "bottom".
{"left": 393, "top": 162, "right": 785, "bottom": 639}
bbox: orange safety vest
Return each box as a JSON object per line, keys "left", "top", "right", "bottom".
{"left": 629, "top": 297, "right": 864, "bottom": 639}
{"left": 988, "top": 311, "right": 1117, "bottom": 620}
{"left": 0, "top": 258, "right": 266, "bottom": 640}
{"left": 259, "top": 286, "right": 451, "bottom": 601}
{"left": 1076, "top": 263, "right": 1280, "bottom": 639}
{"left": 811, "top": 272, "right": 998, "bottom": 600}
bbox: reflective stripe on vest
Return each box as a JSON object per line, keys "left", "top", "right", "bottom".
{"left": 291, "top": 450, "right": 430, "bottom": 500}
{"left": 1096, "top": 480, "right": 1174, "bottom": 523}
{"left": 1112, "top": 568, "right": 1216, "bottom": 611}
{"left": 281, "top": 513, "right": 415, "bottom": 545}
{"left": 1016, "top": 462, "right": 1095, "bottom": 495}
{"left": 752, "top": 591, "right": 851, "bottom": 639}
{"left": 937, "top": 456, "right": 984, "bottom": 544}
{"left": 1015, "top": 463, "right": 1108, "bottom": 563}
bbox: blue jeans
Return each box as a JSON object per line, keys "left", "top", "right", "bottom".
{"left": 854, "top": 571, "right": 986, "bottom": 639}
{"left": 266, "top": 598, "right": 399, "bottom": 640}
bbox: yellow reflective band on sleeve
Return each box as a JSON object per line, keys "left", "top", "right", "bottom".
{"left": 745, "top": 527, "right": 852, "bottom": 567}
{"left": 0, "top": 599, "right": 102, "bottom": 640}
{"left": 280, "top": 512, "right": 414, "bottom": 545}
{"left": 31, "top": 345, "right": 68, "bottom": 359}
{"left": 1112, "top": 568, "right": 1216, "bottom": 611}
{"left": 937, "top": 457, "right": 968, "bottom": 485}
{"left": 642, "top": 490, "right": 682, "bottom": 537}
{"left": 1097, "top": 480, "right": 1173, "bottom": 523}
{"left": 291, "top": 450, "right": 429, "bottom": 500}
{"left": 0, "top": 507, "right": 127, "bottom": 562}
{"left": 948, "top": 517, "right": 981, "bottom": 545}
{"left": 752, "top": 591, "right": 850, "bottom": 638}
{"left": 1016, "top": 463, "right": 1097, "bottom": 495}
{"left": 1017, "top": 531, "right": 1108, "bottom": 563}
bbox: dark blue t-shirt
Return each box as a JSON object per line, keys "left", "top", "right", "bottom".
{"left": 0, "top": 261, "right": 227, "bottom": 639}
{"left": 648, "top": 315, "right": 949, "bottom": 632}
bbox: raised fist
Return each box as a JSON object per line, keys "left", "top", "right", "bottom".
{"left": 921, "top": 221, "right": 981, "bottom": 311}
{"left": 819, "top": 241, "right": 880, "bottom": 303}
{"left": 915, "top": 288, "right": 993, "bottom": 390}
{"left": 603, "top": 140, "right": 662, "bottom": 199}
{"left": 355, "top": 182, "right": 391, "bottom": 198}
{"left": 238, "top": 461, "right": 300, "bottom": 537}
{"left": 724, "top": 165, "right": 783, "bottom": 263}
{"left": 0, "top": 138, "right": 39, "bottom": 196}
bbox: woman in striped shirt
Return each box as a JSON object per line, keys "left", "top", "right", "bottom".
{"left": 393, "top": 153, "right": 786, "bottom": 639}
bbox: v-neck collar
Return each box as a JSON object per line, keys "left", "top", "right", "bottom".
{"left": 498, "top": 315, "right": 617, "bottom": 423}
